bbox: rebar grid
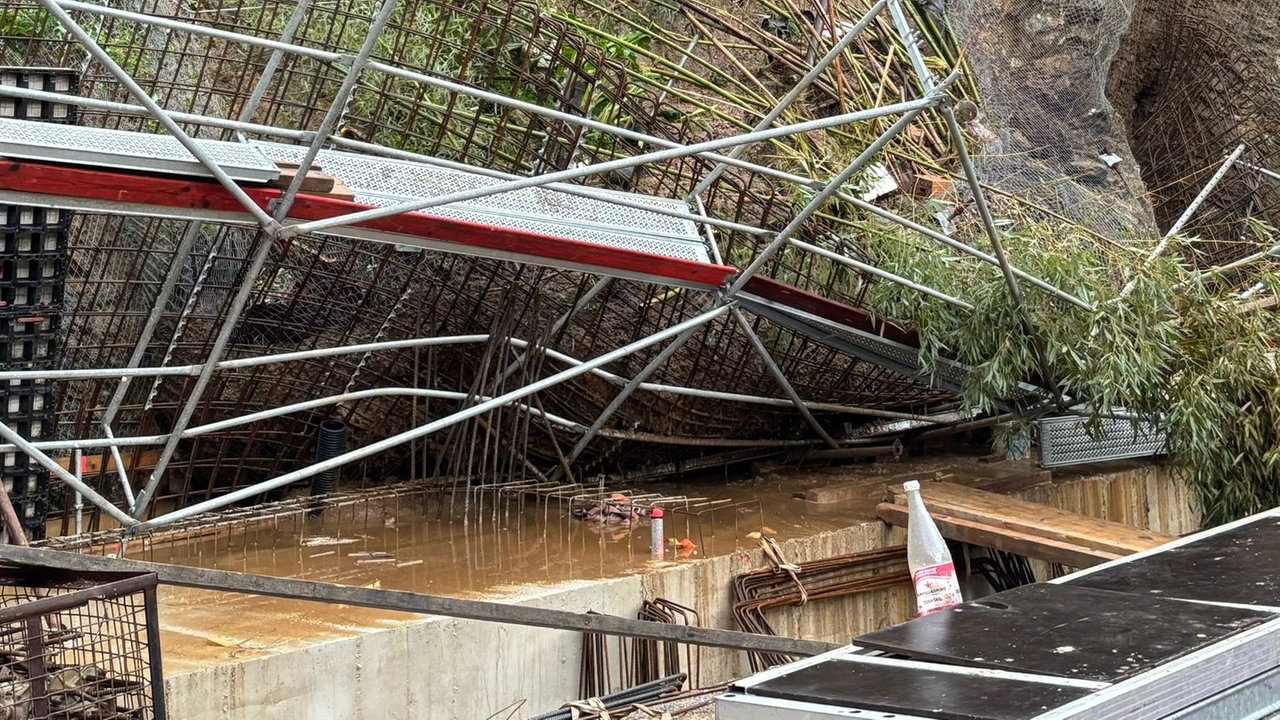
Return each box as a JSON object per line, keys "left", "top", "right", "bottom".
{"left": 0, "top": 0, "right": 1033, "bottom": 532}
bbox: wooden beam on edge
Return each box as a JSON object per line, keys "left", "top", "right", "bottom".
{"left": 0, "top": 545, "right": 840, "bottom": 657}
{"left": 876, "top": 502, "right": 1121, "bottom": 568}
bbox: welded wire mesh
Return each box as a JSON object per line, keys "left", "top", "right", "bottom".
{"left": 947, "top": 0, "right": 1280, "bottom": 263}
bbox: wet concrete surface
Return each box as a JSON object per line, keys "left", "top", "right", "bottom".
{"left": 121, "top": 455, "right": 985, "bottom": 674}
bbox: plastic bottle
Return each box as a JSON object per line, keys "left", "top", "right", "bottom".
{"left": 903, "top": 480, "right": 963, "bottom": 616}
{"left": 650, "top": 507, "right": 664, "bottom": 556}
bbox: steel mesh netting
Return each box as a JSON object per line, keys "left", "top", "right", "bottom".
{"left": 945, "top": 0, "right": 1280, "bottom": 263}
{"left": 0, "top": 569, "right": 163, "bottom": 719}
{"left": 0, "top": 0, "right": 968, "bottom": 523}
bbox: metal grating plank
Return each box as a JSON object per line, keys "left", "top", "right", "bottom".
{"left": 0, "top": 117, "right": 279, "bottom": 182}
{"left": 253, "top": 142, "right": 709, "bottom": 263}
{"left": 1038, "top": 415, "right": 1166, "bottom": 468}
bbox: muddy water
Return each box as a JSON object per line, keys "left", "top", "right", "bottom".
{"left": 132, "top": 456, "right": 967, "bottom": 673}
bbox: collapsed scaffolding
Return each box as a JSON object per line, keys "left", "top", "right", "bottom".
{"left": 0, "top": 0, "right": 1274, "bottom": 537}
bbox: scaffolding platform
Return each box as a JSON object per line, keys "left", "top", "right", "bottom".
{"left": 718, "top": 507, "right": 1280, "bottom": 720}
{"left": 0, "top": 120, "right": 734, "bottom": 289}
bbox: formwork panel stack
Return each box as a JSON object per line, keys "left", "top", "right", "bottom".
{"left": 0, "top": 67, "right": 76, "bottom": 541}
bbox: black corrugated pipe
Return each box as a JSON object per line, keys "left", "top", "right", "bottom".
{"left": 309, "top": 419, "right": 347, "bottom": 498}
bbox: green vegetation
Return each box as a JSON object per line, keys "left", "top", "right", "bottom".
{"left": 861, "top": 211, "right": 1280, "bottom": 525}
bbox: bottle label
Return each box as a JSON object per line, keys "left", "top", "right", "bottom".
{"left": 912, "top": 562, "right": 963, "bottom": 617}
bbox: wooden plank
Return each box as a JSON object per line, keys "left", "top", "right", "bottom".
{"left": 890, "top": 482, "right": 1173, "bottom": 556}
{"left": 269, "top": 162, "right": 337, "bottom": 193}
{"left": 0, "top": 545, "right": 841, "bottom": 657}
{"left": 876, "top": 502, "right": 1119, "bottom": 568}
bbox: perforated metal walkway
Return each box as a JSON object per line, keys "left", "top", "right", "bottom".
{"left": 0, "top": 119, "right": 733, "bottom": 289}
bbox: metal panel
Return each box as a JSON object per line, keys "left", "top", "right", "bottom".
{"left": 1035, "top": 617, "right": 1280, "bottom": 719}
{"left": 1164, "top": 666, "right": 1280, "bottom": 720}
{"left": 0, "top": 117, "right": 279, "bottom": 182}
{"left": 739, "top": 291, "right": 968, "bottom": 395}
{"left": 1038, "top": 414, "right": 1166, "bottom": 468}
{"left": 253, "top": 142, "right": 710, "bottom": 262}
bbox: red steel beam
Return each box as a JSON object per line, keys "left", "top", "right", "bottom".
{"left": 740, "top": 275, "right": 919, "bottom": 347}
{"left": 0, "top": 159, "right": 737, "bottom": 289}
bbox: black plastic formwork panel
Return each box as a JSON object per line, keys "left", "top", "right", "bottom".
{"left": 854, "top": 583, "right": 1274, "bottom": 682}
{"left": 739, "top": 659, "right": 1093, "bottom": 720}
{"left": 0, "top": 67, "right": 77, "bottom": 542}
{"left": 1068, "top": 515, "right": 1280, "bottom": 607}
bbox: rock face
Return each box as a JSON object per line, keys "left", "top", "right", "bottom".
{"left": 946, "top": 0, "right": 1157, "bottom": 239}
{"left": 1107, "top": 0, "right": 1280, "bottom": 264}
{"left": 946, "top": 0, "right": 1280, "bottom": 257}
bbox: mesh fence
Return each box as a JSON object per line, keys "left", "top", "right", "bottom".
{"left": 947, "top": 0, "right": 1280, "bottom": 263}
{"left": 0, "top": 569, "right": 164, "bottom": 719}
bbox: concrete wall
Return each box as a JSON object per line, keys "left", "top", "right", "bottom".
{"left": 163, "top": 462, "right": 1200, "bottom": 719}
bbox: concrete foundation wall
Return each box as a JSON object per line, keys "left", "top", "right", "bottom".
{"left": 163, "top": 462, "right": 1200, "bottom": 719}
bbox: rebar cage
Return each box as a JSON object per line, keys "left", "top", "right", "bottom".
{"left": 0, "top": 0, "right": 967, "bottom": 531}
{"left": 0, "top": 567, "right": 165, "bottom": 719}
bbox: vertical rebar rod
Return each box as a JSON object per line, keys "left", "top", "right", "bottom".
{"left": 36, "top": 0, "right": 281, "bottom": 231}
{"left": 730, "top": 307, "right": 838, "bottom": 448}
{"left": 131, "top": 0, "right": 401, "bottom": 518}
{"left": 497, "top": 276, "right": 613, "bottom": 385}
{"left": 685, "top": 0, "right": 888, "bottom": 200}
{"left": 0, "top": 473, "right": 27, "bottom": 545}
{"left": 234, "top": 0, "right": 312, "bottom": 141}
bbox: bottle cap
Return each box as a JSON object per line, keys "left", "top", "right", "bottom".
{"left": 903, "top": 480, "right": 920, "bottom": 492}
{"left": 650, "top": 507, "right": 663, "bottom": 518}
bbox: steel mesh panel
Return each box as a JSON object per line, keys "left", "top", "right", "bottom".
{"left": 1038, "top": 415, "right": 1166, "bottom": 468}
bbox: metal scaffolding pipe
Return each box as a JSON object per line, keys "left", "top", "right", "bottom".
{"left": 790, "top": 238, "right": 974, "bottom": 309}
{"left": 133, "top": 304, "right": 729, "bottom": 529}
{"left": 39, "top": 0, "right": 280, "bottom": 231}
{"left": 731, "top": 307, "right": 839, "bottom": 448}
{"left": 0, "top": 85, "right": 313, "bottom": 141}
{"left": 1122, "top": 144, "right": 1248, "bottom": 300}
{"left": 283, "top": 94, "right": 946, "bottom": 236}
{"left": 0, "top": 423, "right": 137, "bottom": 527}
{"left": 131, "top": 0, "right": 404, "bottom": 518}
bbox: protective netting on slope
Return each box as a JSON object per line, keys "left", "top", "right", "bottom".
{"left": 946, "top": 0, "right": 1280, "bottom": 263}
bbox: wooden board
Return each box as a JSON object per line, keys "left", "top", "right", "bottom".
{"left": 876, "top": 503, "right": 1118, "bottom": 568}
{"left": 804, "top": 462, "right": 1049, "bottom": 505}
{"left": 889, "top": 482, "right": 1172, "bottom": 556}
